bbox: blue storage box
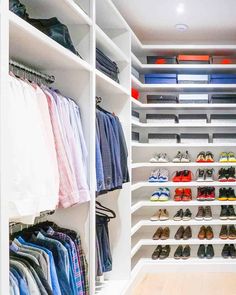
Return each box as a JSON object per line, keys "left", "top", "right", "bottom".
{"left": 210, "top": 74, "right": 236, "bottom": 84}
{"left": 144, "top": 73, "right": 177, "bottom": 84}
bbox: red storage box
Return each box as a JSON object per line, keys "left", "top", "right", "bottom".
{"left": 132, "top": 88, "right": 139, "bottom": 100}
{"left": 178, "top": 55, "right": 210, "bottom": 64}
{"left": 212, "top": 56, "right": 236, "bottom": 64}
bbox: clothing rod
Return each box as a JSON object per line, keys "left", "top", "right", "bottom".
{"left": 9, "top": 59, "right": 55, "bottom": 83}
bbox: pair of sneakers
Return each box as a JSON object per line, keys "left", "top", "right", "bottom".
{"left": 148, "top": 169, "right": 168, "bottom": 182}
{"left": 149, "top": 153, "right": 168, "bottom": 163}
{"left": 219, "top": 152, "right": 236, "bottom": 163}
{"left": 196, "top": 187, "right": 215, "bottom": 201}
{"left": 218, "top": 188, "right": 236, "bottom": 201}
{"left": 172, "top": 170, "right": 192, "bottom": 182}
{"left": 172, "top": 151, "right": 191, "bottom": 163}
{"left": 196, "top": 151, "right": 214, "bottom": 163}
{"left": 174, "top": 188, "right": 192, "bottom": 201}
{"left": 150, "top": 188, "right": 170, "bottom": 202}
{"left": 150, "top": 209, "right": 169, "bottom": 221}
{"left": 218, "top": 167, "right": 236, "bottom": 182}
{"left": 196, "top": 168, "right": 214, "bottom": 182}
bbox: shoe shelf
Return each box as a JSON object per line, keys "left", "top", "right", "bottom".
{"left": 132, "top": 142, "right": 236, "bottom": 148}
{"left": 132, "top": 162, "right": 236, "bottom": 169}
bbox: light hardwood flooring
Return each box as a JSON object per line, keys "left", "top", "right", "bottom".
{"left": 131, "top": 273, "right": 236, "bottom": 295}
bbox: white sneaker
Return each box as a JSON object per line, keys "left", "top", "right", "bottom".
{"left": 150, "top": 209, "right": 161, "bottom": 221}
{"left": 172, "top": 151, "right": 182, "bottom": 163}
{"left": 158, "top": 153, "right": 169, "bottom": 163}
{"left": 181, "top": 151, "right": 191, "bottom": 163}
{"left": 149, "top": 153, "right": 160, "bottom": 163}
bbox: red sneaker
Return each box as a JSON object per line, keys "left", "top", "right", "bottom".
{"left": 205, "top": 187, "right": 215, "bottom": 201}
{"left": 181, "top": 170, "right": 192, "bottom": 182}
{"left": 174, "top": 188, "right": 184, "bottom": 201}
{"left": 172, "top": 171, "right": 182, "bottom": 182}
{"left": 182, "top": 188, "right": 192, "bottom": 201}
{"left": 197, "top": 187, "right": 207, "bottom": 201}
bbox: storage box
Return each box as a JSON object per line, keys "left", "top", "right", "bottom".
{"left": 177, "top": 55, "right": 210, "bottom": 64}
{"left": 179, "top": 94, "right": 209, "bottom": 104}
{"left": 210, "top": 74, "right": 236, "bottom": 84}
{"left": 132, "top": 131, "right": 139, "bottom": 142}
{"left": 147, "top": 56, "right": 176, "bottom": 64}
{"left": 144, "top": 73, "right": 177, "bottom": 84}
{"left": 211, "top": 114, "right": 236, "bottom": 124}
{"left": 179, "top": 114, "right": 207, "bottom": 125}
{"left": 180, "top": 133, "right": 209, "bottom": 144}
{"left": 212, "top": 56, "right": 236, "bottom": 64}
{"left": 146, "top": 114, "right": 178, "bottom": 124}
{"left": 132, "top": 88, "right": 140, "bottom": 100}
{"left": 213, "top": 134, "right": 236, "bottom": 143}
{"left": 148, "top": 133, "right": 179, "bottom": 144}
{"left": 211, "top": 94, "right": 236, "bottom": 104}
{"left": 132, "top": 110, "right": 140, "bottom": 122}
{"left": 132, "top": 66, "right": 140, "bottom": 79}
{"left": 178, "top": 74, "right": 209, "bottom": 84}
{"left": 147, "top": 95, "right": 178, "bottom": 104}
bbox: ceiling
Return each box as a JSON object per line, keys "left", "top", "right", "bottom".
{"left": 112, "top": 0, "right": 236, "bottom": 44}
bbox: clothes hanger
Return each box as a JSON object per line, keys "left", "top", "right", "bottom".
{"left": 95, "top": 201, "right": 116, "bottom": 219}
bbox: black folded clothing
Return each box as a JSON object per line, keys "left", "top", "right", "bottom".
{"left": 96, "top": 48, "right": 119, "bottom": 82}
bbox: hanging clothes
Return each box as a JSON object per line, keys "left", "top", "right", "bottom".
{"left": 96, "top": 105, "right": 129, "bottom": 194}
{"left": 6, "top": 75, "right": 90, "bottom": 221}
{"left": 10, "top": 222, "right": 89, "bottom": 295}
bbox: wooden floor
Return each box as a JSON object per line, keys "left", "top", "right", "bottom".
{"left": 131, "top": 273, "right": 236, "bottom": 295}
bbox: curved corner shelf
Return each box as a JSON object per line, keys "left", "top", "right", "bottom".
{"left": 131, "top": 162, "right": 236, "bottom": 169}
{"left": 132, "top": 142, "right": 236, "bottom": 148}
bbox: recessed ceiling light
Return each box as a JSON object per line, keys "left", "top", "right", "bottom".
{"left": 177, "top": 3, "right": 185, "bottom": 14}
{"left": 175, "top": 24, "right": 189, "bottom": 32}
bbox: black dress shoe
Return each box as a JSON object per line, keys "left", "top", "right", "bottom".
{"left": 206, "top": 245, "right": 214, "bottom": 259}
{"left": 152, "top": 245, "right": 162, "bottom": 260}
{"left": 222, "top": 244, "right": 230, "bottom": 259}
{"left": 197, "top": 244, "right": 205, "bottom": 259}
{"left": 229, "top": 244, "right": 236, "bottom": 259}
{"left": 182, "top": 245, "right": 191, "bottom": 259}
{"left": 159, "top": 245, "right": 170, "bottom": 260}
{"left": 174, "top": 245, "right": 183, "bottom": 259}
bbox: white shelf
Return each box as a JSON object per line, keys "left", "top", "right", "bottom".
{"left": 96, "top": 25, "right": 129, "bottom": 63}
{"left": 132, "top": 162, "right": 236, "bottom": 169}
{"left": 96, "top": 69, "right": 129, "bottom": 95}
{"left": 131, "top": 219, "right": 236, "bottom": 236}
{"left": 132, "top": 75, "right": 236, "bottom": 93}
{"left": 132, "top": 142, "right": 236, "bottom": 148}
{"left": 131, "top": 201, "right": 236, "bottom": 213}
{"left": 132, "top": 120, "right": 236, "bottom": 128}
{"left": 131, "top": 97, "right": 236, "bottom": 109}
{"left": 9, "top": 11, "right": 92, "bottom": 71}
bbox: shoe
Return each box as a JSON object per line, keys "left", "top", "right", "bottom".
{"left": 159, "top": 209, "right": 169, "bottom": 221}
{"left": 159, "top": 245, "right": 171, "bottom": 260}
{"left": 206, "top": 245, "right": 214, "bottom": 259}
{"left": 181, "top": 170, "right": 192, "bottom": 182}
{"left": 222, "top": 244, "right": 230, "bottom": 259}
{"left": 172, "top": 151, "right": 182, "bottom": 163}
{"left": 197, "top": 187, "right": 207, "bottom": 201}
{"left": 174, "top": 245, "right": 183, "bottom": 259}
{"left": 158, "top": 188, "right": 170, "bottom": 201}
{"left": 227, "top": 188, "right": 236, "bottom": 201}
{"left": 172, "top": 171, "right": 183, "bottom": 182}
{"left": 220, "top": 225, "right": 228, "bottom": 240}
{"left": 160, "top": 227, "right": 170, "bottom": 240}
{"left": 182, "top": 188, "right": 192, "bottom": 201}
{"left": 228, "top": 167, "right": 236, "bottom": 182}
{"left": 229, "top": 225, "right": 236, "bottom": 239}
{"left": 174, "top": 226, "right": 184, "bottom": 240}
{"left": 173, "top": 209, "right": 184, "bottom": 221}
{"left": 181, "top": 151, "right": 191, "bottom": 163}
{"left": 182, "top": 245, "right": 191, "bottom": 259}
{"left": 150, "top": 210, "right": 161, "bottom": 221}
{"left": 205, "top": 187, "right": 215, "bottom": 201}
{"left": 206, "top": 226, "right": 214, "bottom": 240}
{"left": 198, "top": 226, "right": 206, "bottom": 240}
{"left": 218, "top": 188, "right": 228, "bottom": 201}
{"left": 195, "top": 206, "right": 205, "bottom": 220}
{"left": 228, "top": 152, "right": 236, "bottom": 163}
{"left": 152, "top": 245, "right": 162, "bottom": 260}
{"left": 196, "top": 169, "right": 205, "bottom": 182}
{"left": 148, "top": 170, "right": 159, "bottom": 182}
{"left": 204, "top": 206, "right": 212, "bottom": 220}
{"left": 174, "top": 188, "right": 184, "bottom": 201}
{"left": 149, "top": 154, "right": 160, "bottom": 163}
{"left": 158, "top": 153, "right": 169, "bottom": 163}
{"left": 219, "top": 152, "right": 229, "bottom": 163}
{"left": 183, "top": 209, "right": 192, "bottom": 221}
{"left": 205, "top": 151, "right": 214, "bottom": 163}
{"left": 158, "top": 169, "right": 169, "bottom": 182}
{"left": 218, "top": 168, "right": 227, "bottom": 182}
{"left": 196, "top": 151, "right": 206, "bottom": 163}
{"left": 229, "top": 244, "right": 236, "bottom": 258}
{"left": 205, "top": 169, "right": 214, "bottom": 182}
{"left": 152, "top": 227, "right": 163, "bottom": 240}
{"left": 197, "top": 244, "right": 206, "bottom": 259}
{"left": 220, "top": 205, "right": 228, "bottom": 220}
{"left": 183, "top": 226, "right": 192, "bottom": 240}
{"left": 150, "top": 189, "right": 161, "bottom": 201}
{"left": 228, "top": 205, "right": 236, "bottom": 220}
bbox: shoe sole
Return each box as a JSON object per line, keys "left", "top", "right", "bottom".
{"left": 218, "top": 198, "right": 228, "bottom": 201}
{"left": 220, "top": 217, "right": 228, "bottom": 220}
{"left": 219, "top": 236, "right": 228, "bottom": 240}
{"left": 173, "top": 218, "right": 182, "bottom": 221}
{"left": 227, "top": 198, "right": 236, "bottom": 201}
{"left": 229, "top": 217, "right": 236, "bottom": 220}
{"left": 204, "top": 217, "right": 213, "bottom": 221}
{"left": 195, "top": 217, "right": 204, "bottom": 221}
{"left": 183, "top": 218, "right": 191, "bottom": 221}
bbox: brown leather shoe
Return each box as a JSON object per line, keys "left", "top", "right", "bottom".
{"left": 174, "top": 226, "right": 184, "bottom": 240}
{"left": 152, "top": 227, "right": 163, "bottom": 240}
{"left": 198, "top": 226, "right": 206, "bottom": 240}
{"left": 161, "top": 227, "right": 170, "bottom": 240}
{"left": 183, "top": 226, "right": 192, "bottom": 240}
{"left": 219, "top": 225, "right": 228, "bottom": 240}
{"left": 206, "top": 226, "right": 214, "bottom": 240}
{"left": 229, "top": 225, "right": 236, "bottom": 240}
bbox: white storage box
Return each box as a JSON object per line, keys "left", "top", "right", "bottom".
{"left": 148, "top": 133, "right": 178, "bottom": 144}
{"left": 132, "top": 67, "right": 140, "bottom": 79}
{"left": 213, "top": 134, "right": 236, "bottom": 143}
{"left": 178, "top": 74, "right": 209, "bottom": 84}
{"left": 211, "top": 115, "right": 236, "bottom": 124}
{"left": 146, "top": 114, "right": 177, "bottom": 124}
{"left": 179, "top": 94, "right": 209, "bottom": 104}
{"left": 179, "top": 114, "right": 207, "bottom": 125}
{"left": 180, "top": 133, "right": 209, "bottom": 144}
